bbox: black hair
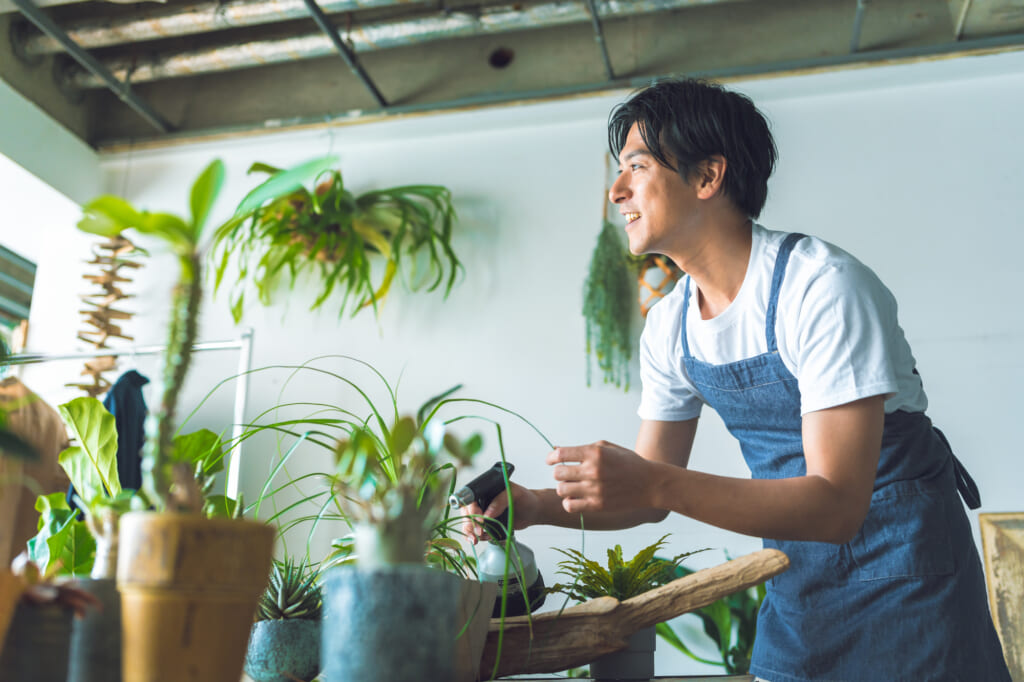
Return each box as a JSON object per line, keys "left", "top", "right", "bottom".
{"left": 607, "top": 78, "right": 777, "bottom": 218}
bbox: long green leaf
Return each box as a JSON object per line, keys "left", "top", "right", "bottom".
{"left": 234, "top": 156, "right": 338, "bottom": 217}
{"left": 189, "top": 159, "right": 225, "bottom": 240}
{"left": 78, "top": 196, "right": 144, "bottom": 237}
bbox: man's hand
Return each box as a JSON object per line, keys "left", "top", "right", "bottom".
{"left": 459, "top": 481, "right": 540, "bottom": 545}
{"left": 546, "top": 440, "right": 660, "bottom": 514}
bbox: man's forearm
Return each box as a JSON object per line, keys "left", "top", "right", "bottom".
{"left": 530, "top": 488, "right": 668, "bottom": 530}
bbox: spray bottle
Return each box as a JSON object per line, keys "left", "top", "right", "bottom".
{"left": 450, "top": 461, "right": 546, "bottom": 617}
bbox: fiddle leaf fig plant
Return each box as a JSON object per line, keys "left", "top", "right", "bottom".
{"left": 77, "top": 156, "right": 336, "bottom": 511}
{"left": 211, "top": 164, "right": 462, "bottom": 321}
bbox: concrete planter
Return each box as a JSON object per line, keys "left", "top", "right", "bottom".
{"left": 245, "top": 618, "right": 321, "bottom": 682}
{"left": 589, "top": 626, "right": 656, "bottom": 681}
{"left": 67, "top": 577, "right": 121, "bottom": 682}
{"left": 322, "top": 564, "right": 462, "bottom": 682}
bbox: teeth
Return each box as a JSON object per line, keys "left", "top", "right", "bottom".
{"left": 624, "top": 212, "right": 641, "bottom": 223}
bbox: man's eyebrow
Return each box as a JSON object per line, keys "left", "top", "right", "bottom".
{"left": 619, "top": 148, "right": 653, "bottom": 164}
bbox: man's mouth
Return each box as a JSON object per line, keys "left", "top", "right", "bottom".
{"left": 623, "top": 211, "right": 642, "bottom": 225}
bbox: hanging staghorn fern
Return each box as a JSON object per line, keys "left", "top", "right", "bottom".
{"left": 583, "top": 220, "right": 639, "bottom": 390}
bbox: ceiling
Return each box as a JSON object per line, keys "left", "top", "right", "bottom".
{"left": 2, "top": 0, "right": 1024, "bottom": 151}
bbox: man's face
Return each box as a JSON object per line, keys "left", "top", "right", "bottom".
{"left": 609, "top": 123, "right": 698, "bottom": 257}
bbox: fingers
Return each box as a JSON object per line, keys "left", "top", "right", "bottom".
{"left": 458, "top": 493, "right": 509, "bottom": 545}
{"left": 546, "top": 446, "right": 586, "bottom": 466}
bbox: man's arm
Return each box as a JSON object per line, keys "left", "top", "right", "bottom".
{"left": 462, "top": 419, "right": 698, "bottom": 541}
{"left": 550, "top": 395, "right": 885, "bottom": 544}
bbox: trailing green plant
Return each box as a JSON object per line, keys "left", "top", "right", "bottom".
{"left": 655, "top": 554, "right": 766, "bottom": 674}
{"left": 582, "top": 220, "right": 642, "bottom": 391}
{"left": 77, "top": 156, "right": 335, "bottom": 511}
{"left": 256, "top": 556, "right": 322, "bottom": 621}
{"left": 545, "top": 534, "right": 707, "bottom": 602}
{"left": 211, "top": 163, "right": 462, "bottom": 321}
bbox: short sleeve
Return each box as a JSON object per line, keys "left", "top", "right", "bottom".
{"left": 636, "top": 291, "right": 704, "bottom": 422}
{"left": 783, "top": 259, "right": 903, "bottom": 414}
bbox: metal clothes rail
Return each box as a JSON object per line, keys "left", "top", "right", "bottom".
{"left": 3, "top": 328, "right": 253, "bottom": 499}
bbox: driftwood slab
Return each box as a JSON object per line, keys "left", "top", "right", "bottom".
{"left": 478, "top": 547, "right": 789, "bottom": 678}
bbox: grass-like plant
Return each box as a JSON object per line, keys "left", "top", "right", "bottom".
{"left": 546, "top": 534, "right": 706, "bottom": 602}
{"left": 211, "top": 164, "right": 462, "bottom": 321}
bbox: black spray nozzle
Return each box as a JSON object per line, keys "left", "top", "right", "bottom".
{"left": 450, "top": 461, "right": 514, "bottom": 542}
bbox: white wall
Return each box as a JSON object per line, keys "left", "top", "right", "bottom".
{"left": 13, "top": 50, "right": 1024, "bottom": 675}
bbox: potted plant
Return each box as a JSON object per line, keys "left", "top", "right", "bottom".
{"left": 244, "top": 556, "right": 322, "bottom": 682}
{"left": 544, "top": 535, "right": 707, "bottom": 681}
{"left": 655, "top": 552, "right": 766, "bottom": 680}
{"left": 76, "top": 155, "right": 335, "bottom": 682}
{"left": 211, "top": 163, "right": 462, "bottom": 321}
{"left": 321, "top": 398, "right": 484, "bottom": 682}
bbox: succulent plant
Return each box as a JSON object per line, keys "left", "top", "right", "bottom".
{"left": 256, "top": 557, "right": 322, "bottom": 621}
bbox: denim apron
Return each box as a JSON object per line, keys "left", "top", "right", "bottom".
{"left": 679, "top": 233, "right": 1010, "bottom": 682}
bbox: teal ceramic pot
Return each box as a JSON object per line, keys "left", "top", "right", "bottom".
{"left": 245, "top": 618, "right": 321, "bottom": 682}
{"left": 67, "top": 578, "right": 122, "bottom": 682}
{"left": 0, "top": 600, "right": 73, "bottom": 682}
{"left": 589, "top": 625, "right": 657, "bottom": 681}
{"left": 322, "top": 565, "right": 462, "bottom": 682}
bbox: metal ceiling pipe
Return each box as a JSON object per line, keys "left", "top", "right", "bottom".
{"left": 850, "top": 0, "right": 867, "bottom": 53}
{"left": 63, "top": 0, "right": 746, "bottom": 89}
{"left": 584, "top": 0, "right": 615, "bottom": 80}
{"left": 11, "top": 0, "right": 172, "bottom": 133}
{"left": 19, "top": 0, "right": 420, "bottom": 55}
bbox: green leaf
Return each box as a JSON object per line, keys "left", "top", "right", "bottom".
{"left": 0, "top": 429, "right": 38, "bottom": 461}
{"left": 388, "top": 416, "right": 417, "bottom": 460}
{"left": 189, "top": 159, "right": 225, "bottom": 240}
{"left": 172, "top": 429, "right": 225, "bottom": 475}
{"left": 137, "top": 212, "right": 193, "bottom": 253}
{"left": 58, "top": 397, "right": 120, "bottom": 501}
{"left": 27, "top": 493, "right": 95, "bottom": 578}
{"left": 78, "top": 196, "right": 144, "bottom": 237}
{"left": 234, "top": 155, "right": 338, "bottom": 218}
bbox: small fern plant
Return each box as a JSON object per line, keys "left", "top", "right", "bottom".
{"left": 545, "top": 535, "right": 706, "bottom": 602}
{"left": 256, "top": 557, "right": 322, "bottom": 621}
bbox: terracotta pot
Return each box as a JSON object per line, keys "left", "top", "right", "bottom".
{"left": 116, "top": 512, "right": 274, "bottom": 682}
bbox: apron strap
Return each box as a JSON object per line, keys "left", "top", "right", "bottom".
{"left": 934, "top": 427, "right": 982, "bottom": 510}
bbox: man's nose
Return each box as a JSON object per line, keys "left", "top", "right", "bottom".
{"left": 609, "top": 173, "right": 630, "bottom": 204}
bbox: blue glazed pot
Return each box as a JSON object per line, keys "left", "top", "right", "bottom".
{"left": 0, "top": 600, "right": 73, "bottom": 682}
{"left": 322, "top": 565, "right": 462, "bottom": 682}
{"left": 245, "top": 618, "right": 321, "bottom": 682}
{"left": 67, "top": 578, "right": 122, "bottom": 682}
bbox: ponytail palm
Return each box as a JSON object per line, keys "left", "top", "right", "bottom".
{"left": 211, "top": 164, "right": 462, "bottom": 321}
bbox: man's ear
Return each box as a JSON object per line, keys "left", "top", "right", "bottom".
{"left": 694, "top": 155, "right": 727, "bottom": 199}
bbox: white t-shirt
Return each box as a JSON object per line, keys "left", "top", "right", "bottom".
{"left": 637, "top": 224, "right": 928, "bottom": 421}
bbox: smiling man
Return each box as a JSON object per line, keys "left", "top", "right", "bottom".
{"left": 465, "top": 78, "right": 1010, "bottom": 681}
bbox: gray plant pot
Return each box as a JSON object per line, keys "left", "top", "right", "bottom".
{"left": 245, "top": 618, "right": 321, "bottom": 682}
{"left": 0, "top": 600, "right": 73, "bottom": 682}
{"left": 67, "top": 578, "right": 122, "bottom": 682}
{"left": 589, "top": 625, "right": 656, "bottom": 681}
{"left": 322, "top": 564, "right": 462, "bottom": 682}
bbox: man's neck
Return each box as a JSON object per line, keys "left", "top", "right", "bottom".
{"left": 672, "top": 215, "right": 753, "bottom": 320}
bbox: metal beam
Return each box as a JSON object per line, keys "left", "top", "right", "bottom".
{"left": 850, "top": 0, "right": 868, "bottom": 53}
{"left": 584, "top": 0, "right": 615, "bottom": 80}
{"left": 10, "top": 0, "right": 173, "bottom": 134}
{"left": 94, "top": 32, "right": 1024, "bottom": 151}
{"left": 302, "top": 0, "right": 387, "bottom": 108}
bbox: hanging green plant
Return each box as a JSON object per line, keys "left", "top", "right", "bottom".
{"left": 212, "top": 164, "right": 462, "bottom": 321}
{"left": 582, "top": 220, "right": 642, "bottom": 390}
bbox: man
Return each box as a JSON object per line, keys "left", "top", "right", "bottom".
{"left": 466, "top": 79, "right": 1010, "bottom": 681}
